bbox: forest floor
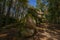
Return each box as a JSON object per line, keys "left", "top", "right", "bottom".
{"left": 0, "top": 24, "right": 60, "bottom": 40}
{"left": 27, "top": 28, "right": 60, "bottom": 40}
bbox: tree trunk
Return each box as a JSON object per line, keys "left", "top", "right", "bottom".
{"left": 6, "top": 0, "right": 13, "bottom": 17}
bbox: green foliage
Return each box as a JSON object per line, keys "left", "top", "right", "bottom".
{"left": 0, "top": 16, "right": 17, "bottom": 27}
{"left": 28, "top": 7, "right": 42, "bottom": 25}
{"left": 0, "top": 0, "right": 43, "bottom": 38}
{"left": 46, "top": 0, "right": 60, "bottom": 24}
{"left": 36, "top": 0, "right": 46, "bottom": 11}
